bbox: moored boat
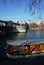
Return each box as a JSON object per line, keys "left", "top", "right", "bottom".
{"left": 12, "top": 25, "right": 26, "bottom": 33}
{"left": 4, "top": 40, "right": 44, "bottom": 59}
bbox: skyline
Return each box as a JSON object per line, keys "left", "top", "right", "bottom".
{"left": 0, "top": 0, "right": 44, "bottom": 22}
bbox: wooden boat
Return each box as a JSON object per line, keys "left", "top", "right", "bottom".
{"left": 4, "top": 40, "right": 44, "bottom": 59}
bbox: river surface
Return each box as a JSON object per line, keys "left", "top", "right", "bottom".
{"left": 1, "top": 30, "right": 44, "bottom": 41}
{"left": 0, "top": 30, "right": 44, "bottom": 65}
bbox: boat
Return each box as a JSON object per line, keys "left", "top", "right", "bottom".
{"left": 12, "top": 25, "right": 26, "bottom": 33}
{"left": 4, "top": 40, "right": 44, "bottom": 59}
{"left": 30, "top": 27, "right": 40, "bottom": 30}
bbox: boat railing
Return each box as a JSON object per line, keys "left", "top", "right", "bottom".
{"left": 20, "top": 39, "right": 44, "bottom": 46}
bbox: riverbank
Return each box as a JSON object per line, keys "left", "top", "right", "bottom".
{"left": 29, "top": 27, "right": 44, "bottom": 30}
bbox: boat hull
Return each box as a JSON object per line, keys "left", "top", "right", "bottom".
{"left": 12, "top": 28, "right": 26, "bottom": 33}
{"left": 6, "top": 52, "right": 44, "bottom": 59}
{"left": 12, "top": 25, "right": 26, "bottom": 33}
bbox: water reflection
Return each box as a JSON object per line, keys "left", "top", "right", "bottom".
{"left": 0, "top": 30, "right": 44, "bottom": 42}
{"left": 5, "top": 32, "right": 27, "bottom": 40}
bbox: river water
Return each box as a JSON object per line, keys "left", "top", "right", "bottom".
{"left": 1, "top": 30, "right": 44, "bottom": 41}
{"left": 0, "top": 30, "right": 44, "bottom": 65}
{"left": 6, "top": 30, "right": 44, "bottom": 40}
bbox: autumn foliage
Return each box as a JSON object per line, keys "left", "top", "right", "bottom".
{"left": 29, "top": 22, "right": 38, "bottom": 28}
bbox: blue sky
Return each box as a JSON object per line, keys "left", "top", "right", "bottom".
{"left": 0, "top": 0, "right": 44, "bottom": 22}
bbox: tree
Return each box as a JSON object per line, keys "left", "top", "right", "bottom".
{"left": 39, "top": 21, "right": 44, "bottom": 28}
{"left": 3, "top": 0, "right": 42, "bottom": 11}
{"left": 3, "top": 0, "right": 43, "bottom": 20}
{"left": 29, "top": 22, "right": 38, "bottom": 28}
